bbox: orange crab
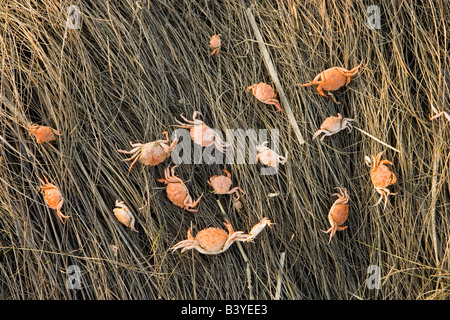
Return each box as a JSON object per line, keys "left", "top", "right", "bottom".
{"left": 208, "top": 169, "right": 245, "bottom": 200}
{"left": 113, "top": 200, "right": 137, "bottom": 232}
{"left": 25, "top": 123, "right": 61, "bottom": 144}
{"left": 157, "top": 165, "right": 203, "bottom": 212}
{"left": 117, "top": 131, "right": 178, "bottom": 173}
{"left": 430, "top": 105, "right": 450, "bottom": 122}
{"left": 322, "top": 187, "right": 349, "bottom": 243}
{"left": 171, "top": 217, "right": 273, "bottom": 255}
{"left": 366, "top": 151, "right": 397, "bottom": 209}
{"left": 209, "top": 34, "right": 221, "bottom": 56}
{"left": 37, "top": 174, "right": 69, "bottom": 222}
{"left": 173, "top": 111, "right": 230, "bottom": 153}
{"left": 247, "top": 82, "right": 283, "bottom": 113}
{"left": 313, "top": 113, "right": 355, "bottom": 141}
{"left": 256, "top": 141, "right": 287, "bottom": 167}
{"left": 297, "top": 63, "right": 362, "bottom": 104}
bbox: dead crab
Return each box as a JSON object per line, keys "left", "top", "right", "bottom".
{"left": 171, "top": 217, "right": 273, "bottom": 255}
{"left": 38, "top": 174, "right": 69, "bottom": 222}
{"left": 173, "top": 111, "right": 230, "bottom": 153}
{"left": 208, "top": 169, "right": 245, "bottom": 200}
{"left": 256, "top": 141, "right": 287, "bottom": 168}
{"left": 322, "top": 187, "right": 349, "bottom": 243}
{"left": 297, "top": 63, "right": 362, "bottom": 104}
{"left": 117, "top": 131, "right": 178, "bottom": 173}
{"left": 365, "top": 151, "right": 397, "bottom": 209}
{"left": 113, "top": 200, "right": 137, "bottom": 232}
{"left": 430, "top": 105, "right": 450, "bottom": 122}
{"left": 157, "top": 165, "right": 203, "bottom": 212}
{"left": 313, "top": 113, "right": 355, "bottom": 141}
{"left": 209, "top": 34, "right": 221, "bottom": 56}
{"left": 25, "top": 123, "right": 61, "bottom": 144}
{"left": 247, "top": 82, "right": 283, "bottom": 113}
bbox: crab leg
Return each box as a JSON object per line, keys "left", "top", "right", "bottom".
{"left": 339, "top": 187, "right": 349, "bottom": 201}
{"left": 117, "top": 145, "right": 141, "bottom": 155}
{"left": 161, "top": 132, "right": 178, "bottom": 151}
{"left": 380, "top": 159, "right": 393, "bottom": 166}
{"left": 212, "top": 133, "right": 231, "bottom": 153}
{"left": 227, "top": 187, "right": 246, "bottom": 200}
{"left": 174, "top": 111, "right": 205, "bottom": 126}
{"left": 373, "top": 189, "right": 386, "bottom": 208}
{"left": 115, "top": 200, "right": 128, "bottom": 210}
{"left": 341, "top": 118, "right": 355, "bottom": 132}
{"left": 183, "top": 193, "right": 204, "bottom": 212}
{"left": 157, "top": 165, "right": 183, "bottom": 184}
{"left": 278, "top": 153, "right": 288, "bottom": 164}
{"left": 179, "top": 113, "right": 197, "bottom": 124}
{"left": 173, "top": 121, "right": 193, "bottom": 129}
{"left": 326, "top": 92, "right": 340, "bottom": 104}
{"left": 167, "top": 137, "right": 178, "bottom": 150}
{"left": 169, "top": 165, "right": 186, "bottom": 183}
{"left": 214, "top": 140, "right": 231, "bottom": 153}
{"left": 297, "top": 73, "right": 322, "bottom": 87}
{"left": 335, "top": 63, "right": 362, "bottom": 78}
{"left": 264, "top": 99, "right": 283, "bottom": 113}
{"left": 219, "top": 220, "right": 249, "bottom": 250}
{"left": 323, "top": 222, "right": 348, "bottom": 243}
{"left": 51, "top": 128, "right": 62, "bottom": 136}
{"left": 157, "top": 131, "right": 170, "bottom": 144}
{"left": 117, "top": 142, "right": 144, "bottom": 172}
{"left": 171, "top": 240, "right": 197, "bottom": 253}
{"left": 56, "top": 199, "right": 70, "bottom": 222}
{"left": 222, "top": 231, "right": 248, "bottom": 251}
{"left": 312, "top": 129, "right": 330, "bottom": 140}
{"left": 373, "top": 188, "right": 397, "bottom": 209}
{"left": 118, "top": 147, "right": 142, "bottom": 173}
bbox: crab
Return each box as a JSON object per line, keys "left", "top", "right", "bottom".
{"left": 256, "top": 141, "right": 287, "bottom": 168}
{"left": 247, "top": 82, "right": 283, "bottom": 113}
{"left": 322, "top": 187, "right": 349, "bottom": 243}
{"left": 173, "top": 111, "right": 230, "bottom": 153}
{"left": 297, "top": 63, "right": 362, "bottom": 104}
{"left": 157, "top": 165, "right": 203, "bottom": 212}
{"left": 209, "top": 34, "right": 221, "bottom": 56}
{"left": 313, "top": 113, "right": 355, "bottom": 141}
{"left": 113, "top": 200, "right": 137, "bottom": 232}
{"left": 171, "top": 217, "right": 273, "bottom": 255}
{"left": 430, "top": 105, "right": 450, "bottom": 122}
{"left": 117, "top": 131, "right": 178, "bottom": 173}
{"left": 365, "top": 151, "right": 397, "bottom": 209}
{"left": 37, "top": 174, "right": 69, "bottom": 222}
{"left": 25, "top": 123, "right": 61, "bottom": 144}
{"left": 207, "top": 169, "right": 245, "bottom": 200}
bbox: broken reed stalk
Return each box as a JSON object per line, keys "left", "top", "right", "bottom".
{"left": 244, "top": 5, "right": 305, "bottom": 146}
{"left": 275, "top": 251, "right": 286, "bottom": 300}
{"left": 190, "top": 220, "right": 198, "bottom": 301}
{"left": 430, "top": 138, "right": 441, "bottom": 265}
{"left": 353, "top": 126, "right": 401, "bottom": 153}
{"left": 246, "top": 263, "right": 254, "bottom": 300}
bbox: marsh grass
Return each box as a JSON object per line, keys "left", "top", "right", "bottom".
{"left": 0, "top": 0, "right": 449, "bottom": 299}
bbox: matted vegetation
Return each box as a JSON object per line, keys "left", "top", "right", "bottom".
{"left": 0, "top": 0, "right": 449, "bottom": 299}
